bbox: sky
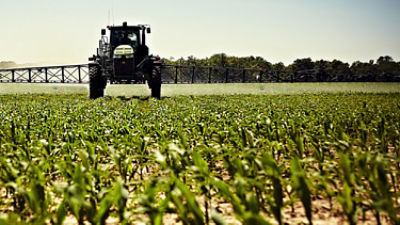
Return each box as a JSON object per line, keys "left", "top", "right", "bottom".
{"left": 0, "top": 0, "right": 399, "bottom": 65}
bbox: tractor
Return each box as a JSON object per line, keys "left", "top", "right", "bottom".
{"left": 88, "top": 22, "right": 162, "bottom": 99}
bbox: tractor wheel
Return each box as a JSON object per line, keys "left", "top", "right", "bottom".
{"left": 150, "top": 66, "right": 162, "bottom": 99}
{"left": 89, "top": 64, "right": 107, "bottom": 99}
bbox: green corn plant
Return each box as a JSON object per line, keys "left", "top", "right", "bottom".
{"left": 94, "top": 179, "right": 129, "bottom": 225}
{"left": 290, "top": 157, "right": 313, "bottom": 225}
{"left": 211, "top": 179, "right": 272, "bottom": 225}
{"left": 24, "top": 166, "right": 52, "bottom": 223}
{"left": 135, "top": 177, "right": 171, "bottom": 225}
{"left": 258, "top": 153, "right": 284, "bottom": 225}
{"left": 169, "top": 177, "right": 205, "bottom": 225}
{"left": 191, "top": 151, "right": 212, "bottom": 224}
{"left": 60, "top": 165, "right": 99, "bottom": 225}
{"left": 356, "top": 153, "right": 400, "bottom": 225}
{"left": 1, "top": 157, "right": 26, "bottom": 214}
{"left": 153, "top": 147, "right": 205, "bottom": 224}
{"left": 337, "top": 153, "right": 358, "bottom": 225}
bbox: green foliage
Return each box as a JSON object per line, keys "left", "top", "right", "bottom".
{"left": 0, "top": 93, "right": 399, "bottom": 224}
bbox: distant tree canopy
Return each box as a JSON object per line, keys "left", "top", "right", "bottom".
{"left": 0, "top": 61, "right": 17, "bottom": 69}
{"left": 163, "top": 54, "right": 400, "bottom": 82}
{"left": 164, "top": 53, "right": 272, "bottom": 69}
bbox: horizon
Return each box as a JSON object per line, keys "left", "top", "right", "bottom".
{"left": 1, "top": 0, "right": 399, "bottom": 66}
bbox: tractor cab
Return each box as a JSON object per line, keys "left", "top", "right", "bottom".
{"left": 109, "top": 27, "right": 140, "bottom": 51}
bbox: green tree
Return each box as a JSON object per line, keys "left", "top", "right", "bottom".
{"left": 376, "top": 56, "right": 400, "bottom": 81}
{"left": 0, "top": 61, "right": 17, "bottom": 69}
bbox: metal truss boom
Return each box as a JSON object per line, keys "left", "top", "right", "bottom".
{"left": 0, "top": 64, "right": 285, "bottom": 84}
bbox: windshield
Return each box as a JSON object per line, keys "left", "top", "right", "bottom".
{"left": 110, "top": 30, "right": 140, "bottom": 49}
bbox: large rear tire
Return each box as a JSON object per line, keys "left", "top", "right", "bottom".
{"left": 150, "top": 66, "right": 162, "bottom": 99}
{"left": 89, "top": 64, "right": 107, "bottom": 99}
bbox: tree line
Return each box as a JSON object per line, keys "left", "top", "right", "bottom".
{"left": 163, "top": 54, "right": 400, "bottom": 82}
{"left": 0, "top": 61, "right": 18, "bottom": 69}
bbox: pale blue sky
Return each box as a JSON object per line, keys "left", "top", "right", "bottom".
{"left": 0, "top": 0, "right": 399, "bottom": 65}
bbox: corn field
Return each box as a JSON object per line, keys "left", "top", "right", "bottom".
{"left": 0, "top": 94, "right": 399, "bottom": 224}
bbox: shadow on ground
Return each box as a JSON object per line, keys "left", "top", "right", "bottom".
{"left": 112, "top": 96, "right": 170, "bottom": 101}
